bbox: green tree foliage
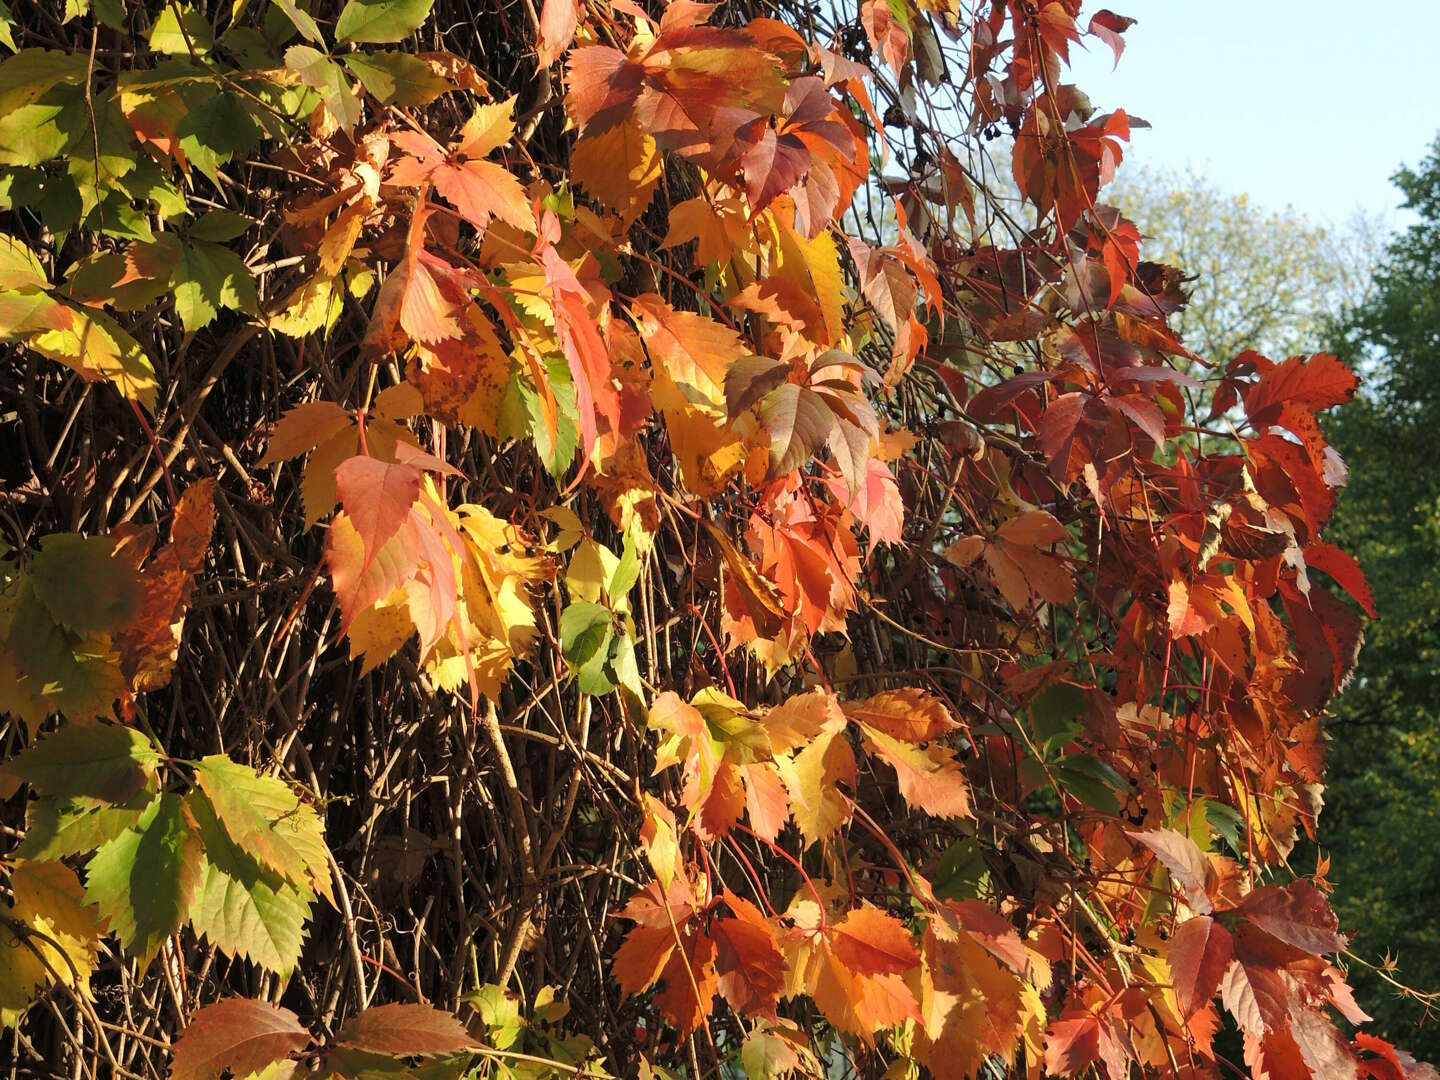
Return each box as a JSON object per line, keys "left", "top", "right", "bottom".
{"left": 1323, "top": 138, "right": 1440, "bottom": 1059}
{"left": 1113, "top": 167, "right": 1383, "bottom": 363}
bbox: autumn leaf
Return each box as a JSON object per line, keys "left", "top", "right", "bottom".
{"left": 337, "top": 1002, "right": 475, "bottom": 1056}
{"left": 843, "top": 688, "right": 958, "bottom": 743}
{"left": 712, "top": 892, "right": 785, "bottom": 1017}
{"left": 169, "top": 998, "right": 311, "bottom": 1080}
{"left": 859, "top": 724, "right": 972, "bottom": 819}
{"left": 1235, "top": 881, "right": 1346, "bottom": 956}
{"left": 830, "top": 906, "right": 920, "bottom": 977}
{"left": 1126, "top": 828, "right": 1215, "bottom": 914}
{"left": 192, "top": 756, "right": 332, "bottom": 904}
{"left": 1044, "top": 1012, "right": 1101, "bottom": 1077}
{"left": 1167, "top": 915, "right": 1234, "bottom": 1019}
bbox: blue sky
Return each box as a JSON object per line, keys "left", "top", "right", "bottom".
{"left": 1066, "top": 1, "right": 1440, "bottom": 226}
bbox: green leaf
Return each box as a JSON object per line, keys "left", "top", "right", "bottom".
{"left": 148, "top": 4, "right": 215, "bottom": 56}
{"left": 188, "top": 792, "right": 310, "bottom": 977}
{"left": 269, "top": 0, "right": 326, "bottom": 45}
{"left": 64, "top": 243, "right": 179, "bottom": 311}
{"left": 500, "top": 357, "right": 580, "bottom": 480}
{"left": 192, "top": 755, "right": 332, "bottom": 904}
{"left": 933, "top": 836, "right": 988, "bottom": 900}
{"left": 465, "top": 984, "right": 522, "bottom": 1050}
{"left": 1028, "top": 681, "right": 1086, "bottom": 757}
{"left": 608, "top": 525, "right": 642, "bottom": 608}
{"left": 0, "top": 49, "right": 87, "bottom": 116}
{"left": 0, "top": 84, "right": 87, "bottom": 169}
{"left": 0, "top": 169, "right": 82, "bottom": 233}
{"left": 188, "top": 211, "right": 253, "bottom": 243}
{"left": 1048, "top": 753, "right": 1127, "bottom": 814}
{"left": 0, "top": 234, "right": 45, "bottom": 290}
{"left": 28, "top": 305, "right": 159, "bottom": 408}
{"left": 65, "top": 91, "right": 137, "bottom": 216}
{"left": 27, "top": 533, "right": 143, "bottom": 636}
{"left": 559, "top": 601, "right": 616, "bottom": 695}
{"left": 0, "top": 3, "right": 16, "bottom": 52}
{"left": 1204, "top": 800, "right": 1245, "bottom": 852}
{"left": 2, "top": 584, "right": 127, "bottom": 724}
{"left": 84, "top": 793, "right": 204, "bottom": 965}
{"left": 285, "top": 45, "right": 362, "bottom": 132}
{"left": 172, "top": 241, "right": 257, "bottom": 333}
{"left": 342, "top": 51, "right": 450, "bottom": 106}
{"left": 1, "top": 721, "right": 159, "bottom": 804}
{"left": 334, "top": 0, "right": 434, "bottom": 44}
{"left": 92, "top": 0, "right": 123, "bottom": 29}
{"left": 559, "top": 601, "right": 610, "bottom": 669}
{"left": 17, "top": 795, "right": 152, "bottom": 859}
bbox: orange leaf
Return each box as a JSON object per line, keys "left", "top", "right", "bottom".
{"left": 830, "top": 906, "right": 919, "bottom": 977}
{"left": 712, "top": 893, "right": 784, "bottom": 1018}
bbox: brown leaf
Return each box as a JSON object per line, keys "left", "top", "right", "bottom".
{"left": 337, "top": 1002, "right": 475, "bottom": 1057}
{"left": 759, "top": 382, "right": 833, "bottom": 477}
{"left": 170, "top": 998, "right": 311, "bottom": 1080}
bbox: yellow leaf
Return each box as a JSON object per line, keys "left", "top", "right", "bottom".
{"left": 632, "top": 293, "right": 747, "bottom": 416}
{"left": 5, "top": 860, "right": 105, "bottom": 1014}
{"left": 771, "top": 208, "right": 846, "bottom": 346}
{"left": 268, "top": 274, "right": 344, "bottom": 338}
{"left": 347, "top": 589, "right": 416, "bottom": 674}
{"left": 459, "top": 96, "right": 517, "bottom": 158}
{"left": 29, "top": 307, "right": 158, "bottom": 408}
{"left": 566, "top": 537, "right": 619, "bottom": 605}
{"left": 573, "top": 116, "right": 661, "bottom": 225}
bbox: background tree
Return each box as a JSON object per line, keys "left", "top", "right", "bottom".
{"left": 1321, "top": 139, "right": 1440, "bottom": 1060}
{"left": 1111, "top": 166, "right": 1384, "bottom": 363}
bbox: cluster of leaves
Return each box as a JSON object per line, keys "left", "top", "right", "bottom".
{"left": 0, "top": 0, "right": 1431, "bottom": 1077}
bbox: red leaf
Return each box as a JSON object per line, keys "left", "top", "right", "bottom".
{"left": 825, "top": 457, "right": 903, "bottom": 549}
{"left": 1243, "top": 353, "right": 1358, "bottom": 429}
{"left": 1288, "top": 1007, "right": 1361, "bottom": 1080}
{"left": 1220, "top": 959, "right": 1290, "bottom": 1037}
{"left": 1236, "top": 881, "right": 1347, "bottom": 956}
{"left": 334, "top": 456, "right": 422, "bottom": 576}
{"left": 170, "top": 998, "right": 311, "bottom": 1080}
{"left": 1304, "top": 541, "right": 1377, "bottom": 617}
{"left": 1087, "top": 9, "right": 1136, "bottom": 67}
{"left": 537, "top": 0, "right": 579, "bottom": 66}
{"left": 1044, "top": 1012, "right": 1101, "bottom": 1077}
{"left": 1167, "top": 915, "right": 1234, "bottom": 1018}
{"left": 948, "top": 899, "right": 1028, "bottom": 973}
{"left": 542, "top": 245, "right": 617, "bottom": 458}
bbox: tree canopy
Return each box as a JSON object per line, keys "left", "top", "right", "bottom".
{"left": 0, "top": 1, "right": 1429, "bottom": 1078}
{"left": 1322, "top": 138, "right": 1440, "bottom": 1063}
{"left": 1110, "top": 167, "right": 1382, "bottom": 365}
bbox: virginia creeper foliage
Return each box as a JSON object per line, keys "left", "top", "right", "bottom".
{"left": 0, "top": 0, "right": 1427, "bottom": 1077}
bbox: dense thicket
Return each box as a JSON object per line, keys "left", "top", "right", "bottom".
{"left": 0, "top": 1, "right": 1429, "bottom": 1078}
